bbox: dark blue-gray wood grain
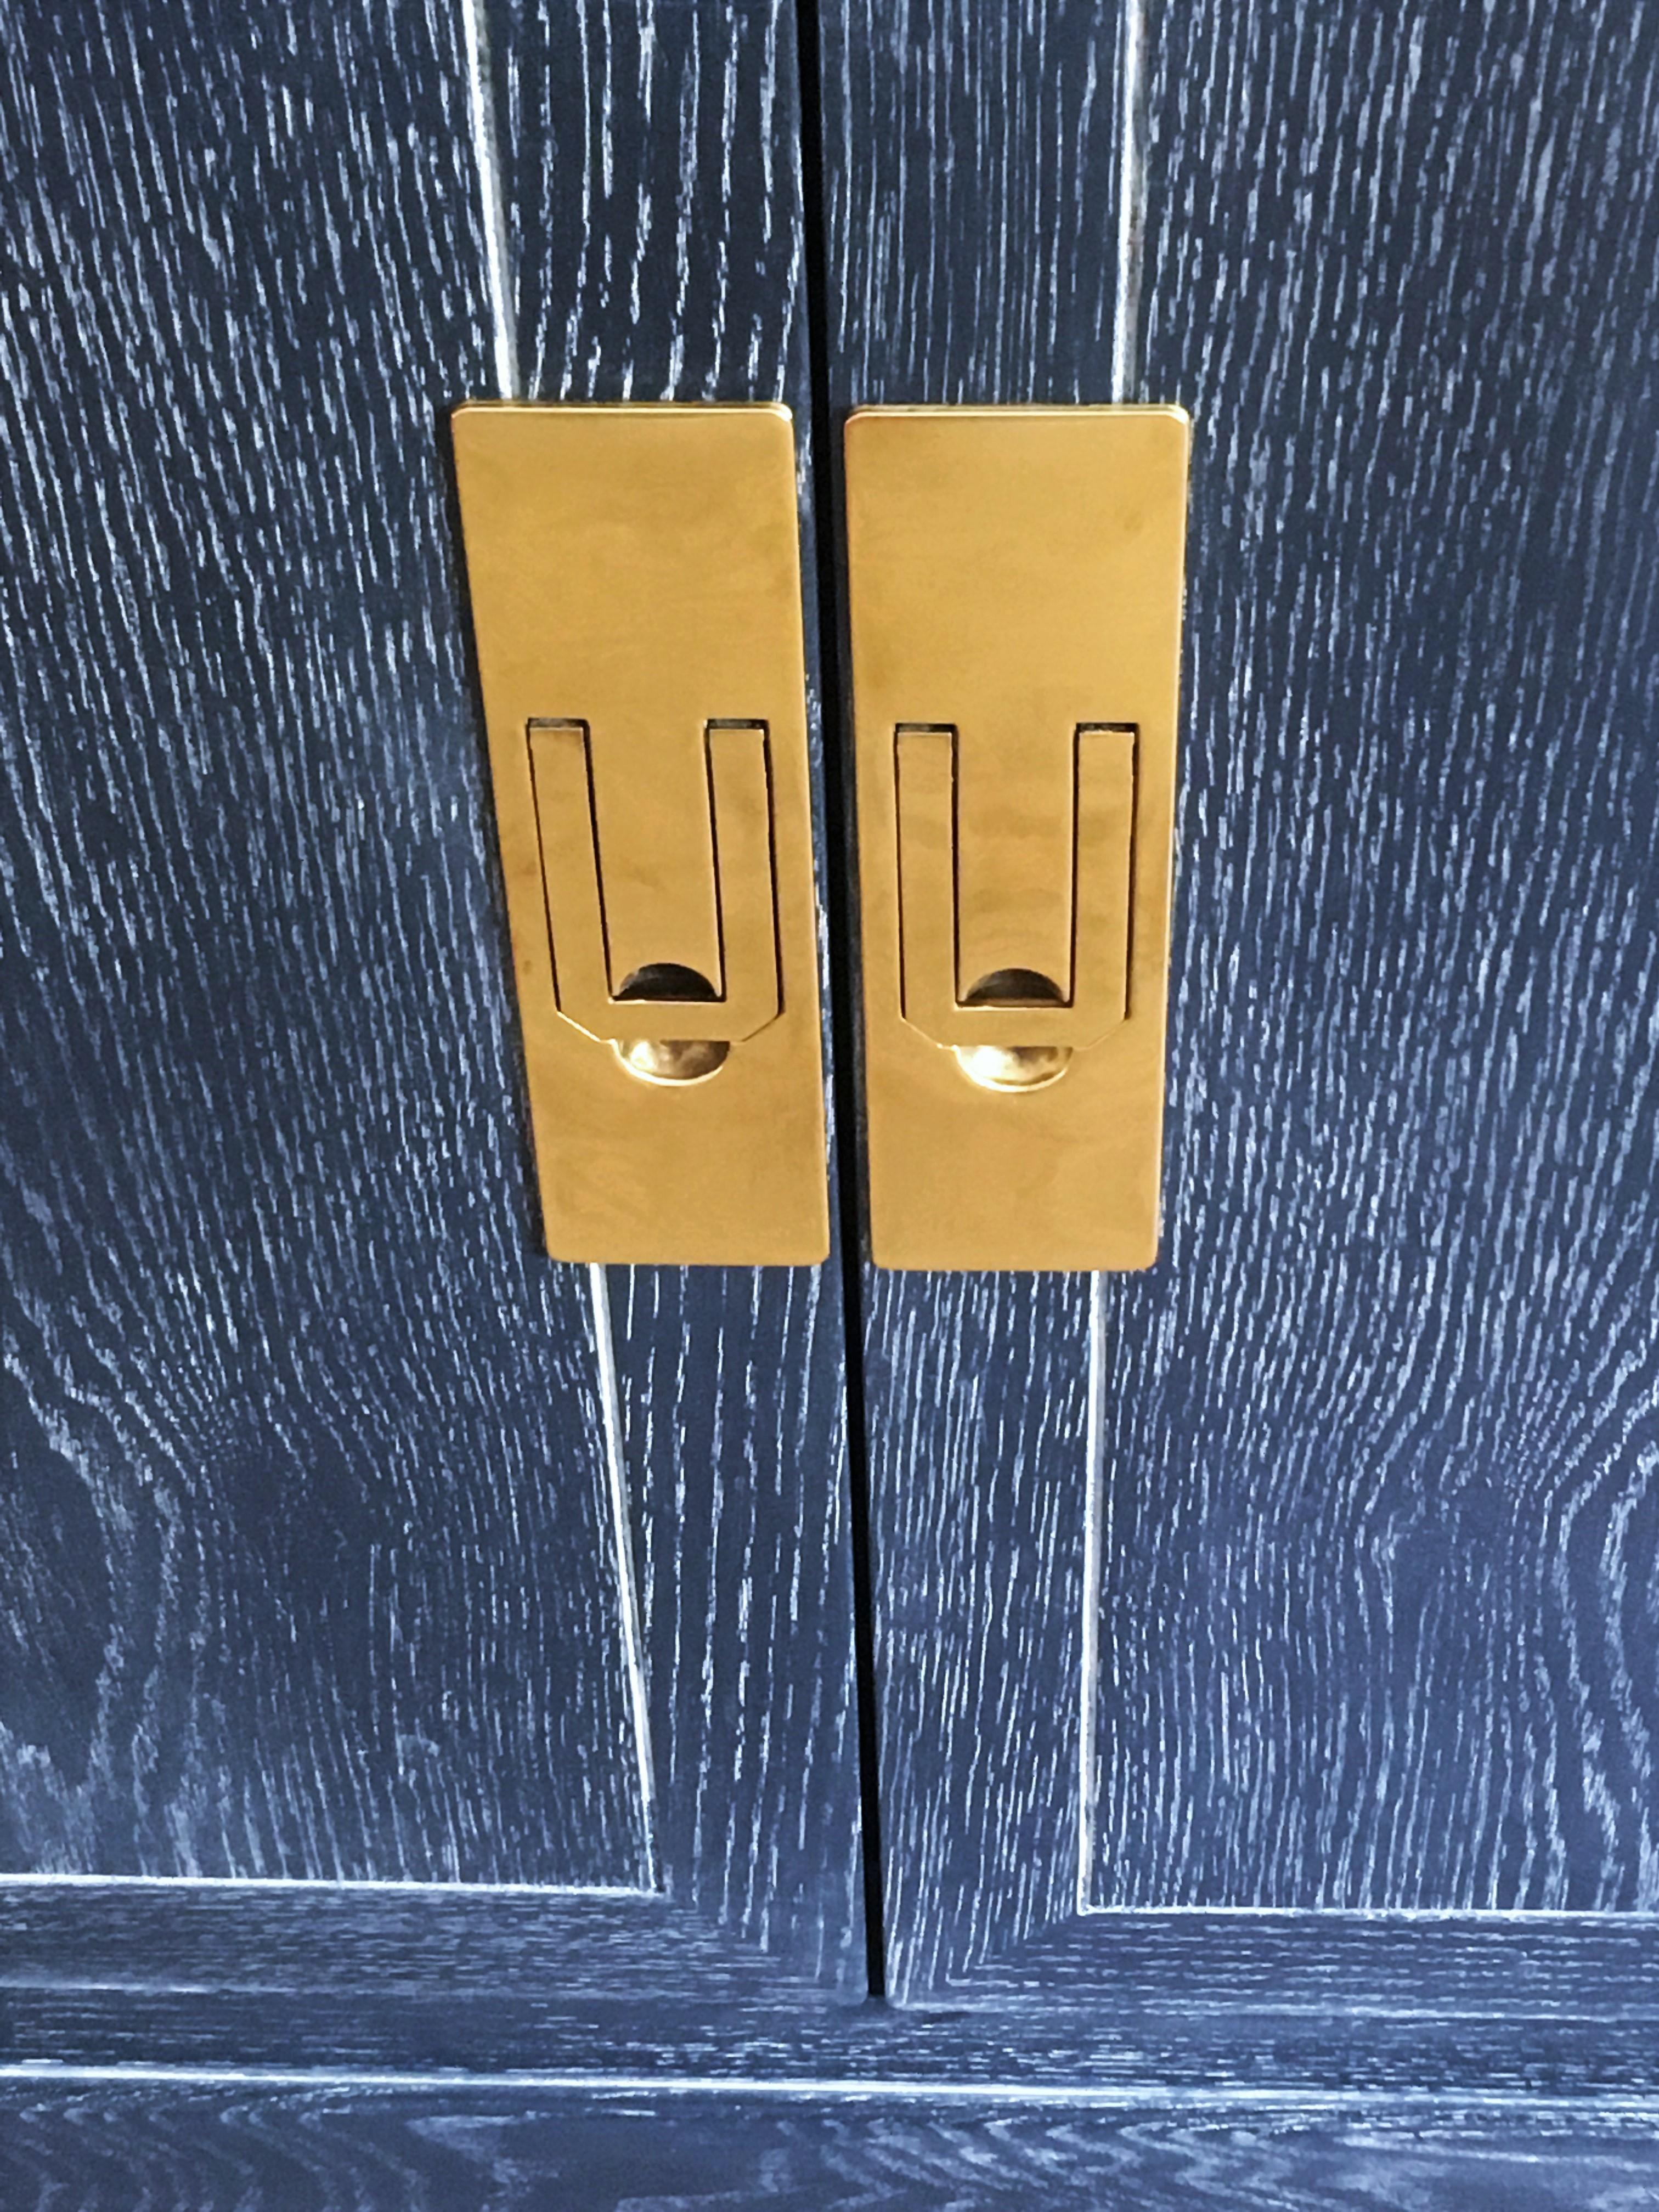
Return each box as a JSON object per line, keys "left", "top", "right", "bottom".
{"left": 819, "top": 0, "right": 1659, "bottom": 1991}
{"left": 500, "top": 0, "right": 862, "bottom": 1978}
{"left": 0, "top": 0, "right": 862, "bottom": 1987}
{"left": 0, "top": 0, "right": 647, "bottom": 1884}
{"left": 11, "top": 1883, "right": 1659, "bottom": 2091}
{"left": 1099, "top": 0, "right": 1659, "bottom": 1911}
{"left": 10, "top": 2084, "right": 1659, "bottom": 2211}
{"left": 815, "top": 0, "right": 1124, "bottom": 1994}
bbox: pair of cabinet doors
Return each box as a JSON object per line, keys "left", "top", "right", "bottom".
{"left": 5, "top": 0, "right": 1659, "bottom": 2201}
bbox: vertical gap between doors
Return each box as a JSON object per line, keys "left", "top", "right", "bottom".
{"left": 793, "top": 0, "right": 889, "bottom": 2002}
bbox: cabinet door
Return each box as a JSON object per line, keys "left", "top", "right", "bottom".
{"left": 822, "top": 0, "right": 1659, "bottom": 2029}
{"left": 0, "top": 0, "right": 860, "bottom": 2021}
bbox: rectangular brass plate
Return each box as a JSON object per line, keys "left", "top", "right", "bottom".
{"left": 452, "top": 403, "right": 828, "bottom": 1265}
{"left": 843, "top": 406, "right": 1190, "bottom": 1271}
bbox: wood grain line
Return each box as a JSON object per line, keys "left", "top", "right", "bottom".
{"left": 461, "top": 0, "right": 520, "bottom": 397}
{"left": 588, "top": 1261, "right": 658, "bottom": 1883}
{"left": 1109, "top": 0, "right": 1147, "bottom": 402}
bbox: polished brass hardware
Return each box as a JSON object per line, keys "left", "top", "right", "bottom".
{"left": 843, "top": 405, "right": 1190, "bottom": 1271}
{"left": 528, "top": 719, "right": 780, "bottom": 1048}
{"left": 452, "top": 403, "right": 828, "bottom": 1265}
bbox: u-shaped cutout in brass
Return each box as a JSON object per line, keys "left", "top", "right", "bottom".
{"left": 528, "top": 718, "right": 780, "bottom": 1046}
{"left": 895, "top": 721, "right": 1137, "bottom": 1052}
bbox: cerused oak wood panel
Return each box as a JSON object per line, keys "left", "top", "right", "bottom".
{"left": 0, "top": 0, "right": 648, "bottom": 1883}
{"left": 820, "top": 0, "right": 1659, "bottom": 1990}
{"left": 1097, "top": 0, "right": 1659, "bottom": 1910}
{"left": 12, "top": 1886, "right": 1659, "bottom": 2092}
{"left": 1, "top": 0, "right": 861, "bottom": 1976}
{"left": 608, "top": 1268, "right": 858, "bottom": 1974}
{"left": 9, "top": 2085, "right": 1659, "bottom": 2211}
{"left": 498, "top": 0, "right": 862, "bottom": 1978}
{"left": 815, "top": 0, "right": 1122, "bottom": 1995}
{"left": 859, "top": 1275, "right": 1093, "bottom": 1989}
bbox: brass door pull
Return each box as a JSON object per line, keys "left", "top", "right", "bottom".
{"left": 844, "top": 405, "right": 1191, "bottom": 1272}
{"left": 528, "top": 718, "right": 780, "bottom": 1047}
{"left": 895, "top": 721, "right": 1137, "bottom": 1056}
{"left": 453, "top": 404, "right": 829, "bottom": 1266}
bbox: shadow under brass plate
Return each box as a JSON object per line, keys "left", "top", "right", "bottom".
{"left": 452, "top": 402, "right": 828, "bottom": 1266}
